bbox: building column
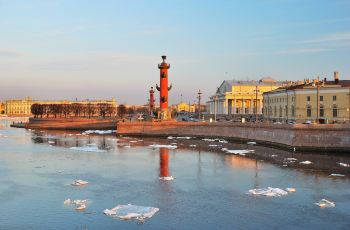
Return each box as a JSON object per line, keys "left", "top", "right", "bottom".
{"left": 233, "top": 98, "right": 236, "bottom": 114}
{"left": 225, "top": 99, "right": 228, "bottom": 115}
{"left": 250, "top": 99, "right": 253, "bottom": 114}
{"left": 242, "top": 100, "right": 245, "bottom": 114}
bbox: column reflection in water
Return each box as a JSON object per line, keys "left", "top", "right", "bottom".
{"left": 159, "top": 147, "right": 173, "bottom": 180}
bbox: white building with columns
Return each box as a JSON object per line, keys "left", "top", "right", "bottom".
{"left": 207, "top": 77, "right": 283, "bottom": 116}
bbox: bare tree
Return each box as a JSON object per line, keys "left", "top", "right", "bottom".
{"left": 71, "top": 103, "right": 82, "bottom": 117}
{"left": 117, "top": 104, "right": 127, "bottom": 118}
{"left": 62, "top": 104, "right": 71, "bottom": 118}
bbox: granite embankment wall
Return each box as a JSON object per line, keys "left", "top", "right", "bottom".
{"left": 117, "top": 121, "right": 350, "bottom": 152}
{"left": 26, "top": 118, "right": 117, "bottom": 130}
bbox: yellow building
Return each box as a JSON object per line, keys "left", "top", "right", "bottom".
{"left": 0, "top": 102, "right": 5, "bottom": 114}
{"left": 263, "top": 72, "right": 350, "bottom": 124}
{"left": 207, "top": 77, "right": 283, "bottom": 115}
{"left": 5, "top": 97, "right": 117, "bottom": 116}
{"left": 174, "top": 102, "right": 196, "bottom": 113}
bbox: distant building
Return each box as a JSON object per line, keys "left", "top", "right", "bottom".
{"left": 174, "top": 102, "right": 196, "bottom": 113}
{"left": 4, "top": 97, "right": 117, "bottom": 116}
{"left": 207, "top": 77, "right": 284, "bottom": 115}
{"left": 263, "top": 72, "right": 350, "bottom": 123}
{"left": 0, "top": 102, "right": 5, "bottom": 114}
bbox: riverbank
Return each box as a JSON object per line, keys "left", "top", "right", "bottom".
{"left": 26, "top": 117, "right": 117, "bottom": 131}
{"left": 117, "top": 121, "right": 350, "bottom": 153}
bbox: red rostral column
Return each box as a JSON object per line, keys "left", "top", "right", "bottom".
{"left": 156, "top": 55, "right": 172, "bottom": 120}
{"left": 149, "top": 86, "right": 155, "bottom": 115}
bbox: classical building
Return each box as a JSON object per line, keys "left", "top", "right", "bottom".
{"left": 263, "top": 72, "right": 350, "bottom": 123}
{"left": 4, "top": 97, "right": 117, "bottom": 116}
{"left": 0, "top": 102, "right": 5, "bottom": 114}
{"left": 207, "top": 77, "right": 283, "bottom": 115}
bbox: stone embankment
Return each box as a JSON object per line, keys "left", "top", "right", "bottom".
{"left": 117, "top": 121, "right": 350, "bottom": 153}
{"left": 26, "top": 118, "right": 117, "bottom": 131}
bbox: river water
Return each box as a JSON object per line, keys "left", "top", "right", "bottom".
{"left": 0, "top": 118, "right": 349, "bottom": 230}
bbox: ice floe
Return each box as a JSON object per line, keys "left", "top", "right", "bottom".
{"left": 70, "top": 146, "right": 106, "bottom": 152}
{"left": 64, "top": 199, "right": 88, "bottom": 211}
{"left": 149, "top": 144, "right": 177, "bottom": 149}
{"left": 247, "top": 141, "right": 256, "bottom": 145}
{"left": 315, "top": 199, "right": 335, "bottom": 208}
{"left": 48, "top": 141, "right": 55, "bottom": 144}
{"left": 219, "top": 140, "right": 228, "bottom": 143}
{"left": 168, "top": 136, "right": 192, "bottom": 140}
{"left": 71, "top": 180, "right": 89, "bottom": 186}
{"left": 329, "top": 173, "right": 345, "bottom": 177}
{"left": 202, "top": 138, "right": 216, "bottom": 142}
{"left": 159, "top": 176, "right": 174, "bottom": 181}
{"left": 224, "top": 149, "right": 255, "bottom": 156}
{"left": 285, "top": 188, "right": 296, "bottom": 192}
{"left": 189, "top": 145, "right": 197, "bottom": 147}
{"left": 82, "top": 130, "right": 116, "bottom": 135}
{"left": 104, "top": 204, "right": 159, "bottom": 221}
{"left": 248, "top": 187, "right": 288, "bottom": 197}
{"left": 299, "top": 161, "right": 312, "bottom": 165}
{"left": 208, "top": 144, "right": 219, "bottom": 147}
{"left": 338, "top": 162, "right": 350, "bottom": 167}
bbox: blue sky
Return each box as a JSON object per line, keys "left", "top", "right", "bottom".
{"left": 1, "top": 0, "right": 350, "bottom": 104}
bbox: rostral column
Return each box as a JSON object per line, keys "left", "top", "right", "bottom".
{"left": 156, "top": 55, "right": 172, "bottom": 120}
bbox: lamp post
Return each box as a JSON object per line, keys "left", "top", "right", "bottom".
{"left": 214, "top": 95, "right": 218, "bottom": 122}
{"left": 197, "top": 89, "right": 202, "bottom": 119}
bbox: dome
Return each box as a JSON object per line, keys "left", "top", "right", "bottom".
{"left": 259, "top": 76, "right": 277, "bottom": 83}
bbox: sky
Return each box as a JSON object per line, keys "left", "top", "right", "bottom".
{"left": 0, "top": 0, "right": 350, "bottom": 104}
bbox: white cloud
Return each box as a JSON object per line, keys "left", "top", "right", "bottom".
{"left": 0, "top": 49, "right": 23, "bottom": 57}
{"left": 277, "top": 48, "right": 330, "bottom": 54}
{"left": 301, "top": 32, "right": 350, "bottom": 44}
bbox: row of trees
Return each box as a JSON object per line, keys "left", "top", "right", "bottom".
{"left": 31, "top": 103, "right": 116, "bottom": 119}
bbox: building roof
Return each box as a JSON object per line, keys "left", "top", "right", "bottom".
{"left": 263, "top": 79, "right": 350, "bottom": 95}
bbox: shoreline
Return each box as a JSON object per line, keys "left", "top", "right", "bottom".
{"left": 117, "top": 121, "right": 350, "bottom": 153}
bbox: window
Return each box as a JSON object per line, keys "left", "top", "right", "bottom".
{"left": 333, "top": 95, "right": 337, "bottom": 101}
{"left": 274, "top": 106, "right": 277, "bottom": 116}
{"left": 279, "top": 106, "right": 282, "bottom": 117}
{"left": 320, "top": 106, "right": 324, "bottom": 117}
{"left": 291, "top": 105, "right": 295, "bottom": 117}
{"left": 307, "top": 106, "right": 311, "bottom": 117}
{"left": 333, "top": 106, "right": 337, "bottom": 117}
{"left": 320, "top": 96, "right": 323, "bottom": 101}
{"left": 307, "top": 96, "right": 310, "bottom": 101}
{"left": 285, "top": 106, "right": 288, "bottom": 117}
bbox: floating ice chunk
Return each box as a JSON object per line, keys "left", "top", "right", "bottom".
{"left": 124, "top": 145, "right": 131, "bottom": 148}
{"left": 225, "top": 149, "right": 254, "bottom": 155}
{"left": 285, "top": 158, "right": 298, "bottom": 161}
{"left": 271, "top": 155, "right": 278, "bottom": 157}
{"left": 247, "top": 141, "right": 256, "bottom": 145}
{"left": 170, "top": 142, "right": 177, "bottom": 145}
{"left": 149, "top": 144, "right": 177, "bottom": 149}
{"left": 299, "top": 161, "right": 312, "bottom": 165}
{"left": 104, "top": 204, "right": 159, "bottom": 221}
{"left": 83, "top": 130, "right": 115, "bottom": 135}
{"left": 64, "top": 199, "right": 88, "bottom": 211}
{"left": 221, "top": 148, "right": 228, "bottom": 151}
{"left": 70, "top": 146, "right": 106, "bottom": 152}
{"left": 48, "top": 141, "right": 55, "bottom": 144}
{"left": 202, "top": 138, "right": 216, "bottom": 142}
{"left": 219, "top": 140, "right": 228, "bottom": 143}
{"left": 168, "top": 136, "right": 192, "bottom": 140}
{"left": 338, "top": 162, "right": 350, "bottom": 167}
{"left": 159, "top": 176, "right": 174, "bottom": 181}
{"left": 129, "top": 140, "right": 138, "bottom": 143}
{"left": 71, "top": 180, "right": 89, "bottom": 186}
{"left": 208, "top": 144, "right": 218, "bottom": 147}
{"left": 189, "top": 145, "right": 197, "bottom": 147}
{"left": 329, "top": 173, "right": 345, "bottom": 177}
{"left": 285, "top": 188, "right": 296, "bottom": 192}
{"left": 315, "top": 199, "right": 335, "bottom": 208}
{"left": 87, "top": 143, "right": 97, "bottom": 146}
{"left": 248, "top": 187, "right": 288, "bottom": 197}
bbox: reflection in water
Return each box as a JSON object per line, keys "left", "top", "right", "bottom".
{"left": 225, "top": 155, "right": 262, "bottom": 188}
{"left": 159, "top": 148, "right": 170, "bottom": 178}
{"left": 30, "top": 131, "right": 115, "bottom": 152}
